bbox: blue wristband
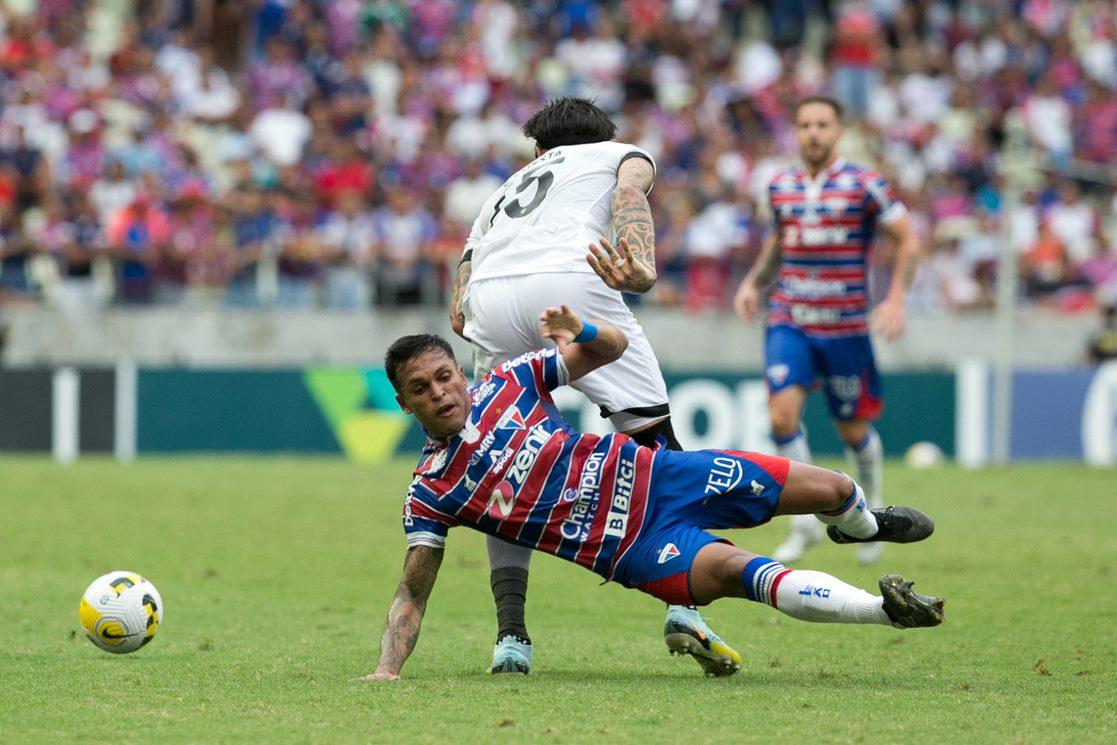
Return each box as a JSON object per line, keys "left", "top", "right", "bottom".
{"left": 573, "top": 322, "right": 598, "bottom": 344}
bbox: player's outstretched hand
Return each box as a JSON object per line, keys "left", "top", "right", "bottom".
{"left": 586, "top": 238, "right": 656, "bottom": 294}
{"left": 733, "top": 279, "right": 760, "bottom": 321}
{"left": 539, "top": 304, "right": 584, "bottom": 351}
{"left": 362, "top": 671, "right": 401, "bottom": 682}
{"left": 871, "top": 296, "right": 907, "bottom": 342}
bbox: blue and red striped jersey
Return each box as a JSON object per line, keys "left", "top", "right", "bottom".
{"left": 402, "top": 348, "right": 654, "bottom": 579}
{"left": 767, "top": 157, "right": 906, "bottom": 337}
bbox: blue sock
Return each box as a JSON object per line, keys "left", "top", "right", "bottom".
{"left": 741, "top": 556, "right": 790, "bottom": 607}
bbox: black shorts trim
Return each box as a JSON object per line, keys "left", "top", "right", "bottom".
{"left": 598, "top": 402, "right": 671, "bottom": 419}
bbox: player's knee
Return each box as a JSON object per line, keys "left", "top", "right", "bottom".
{"left": 769, "top": 408, "right": 799, "bottom": 439}
{"left": 817, "top": 470, "right": 855, "bottom": 511}
{"left": 835, "top": 420, "right": 869, "bottom": 447}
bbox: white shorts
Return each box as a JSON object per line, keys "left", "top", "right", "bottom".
{"left": 463, "top": 273, "right": 670, "bottom": 432}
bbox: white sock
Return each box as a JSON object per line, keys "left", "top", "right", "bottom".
{"left": 742, "top": 557, "right": 890, "bottom": 625}
{"left": 845, "top": 428, "right": 883, "bottom": 509}
{"left": 775, "top": 429, "right": 812, "bottom": 464}
{"left": 775, "top": 429, "right": 822, "bottom": 537}
{"left": 816, "top": 480, "right": 878, "bottom": 539}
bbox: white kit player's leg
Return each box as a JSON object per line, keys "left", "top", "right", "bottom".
{"left": 844, "top": 426, "right": 885, "bottom": 565}
{"left": 467, "top": 273, "right": 741, "bottom": 676}
{"left": 771, "top": 427, "right": 825, "bottom": 563}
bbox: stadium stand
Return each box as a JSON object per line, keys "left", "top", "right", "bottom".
{"left": 0, "top": 0, "right": 1114, "bottom": 315}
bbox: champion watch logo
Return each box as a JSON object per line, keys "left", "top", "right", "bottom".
{"left": 657, "top": 543, "right": 681, "bottom": 564}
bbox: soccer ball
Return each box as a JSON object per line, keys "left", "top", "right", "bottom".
{"left": 904, "top": 441, "right": 945, "bottom": 470}
{"left": 78, "top": 572, "right": 164, "bottom": 654}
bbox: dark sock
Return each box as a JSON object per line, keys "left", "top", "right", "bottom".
{"left": 490, "top": 566, "right": 530, "bottom": 644}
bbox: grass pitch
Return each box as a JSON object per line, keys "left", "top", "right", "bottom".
{"left": 1, "top": 457, "right": 1114, "bottom": 743}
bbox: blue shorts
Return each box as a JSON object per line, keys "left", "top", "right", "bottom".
{"left": 611, "top": 450, "right": 789, "bottom": 605}
{"left": 764, "top": 324, "right": 882, "bottom": 421}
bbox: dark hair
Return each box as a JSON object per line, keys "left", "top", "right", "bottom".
{"left": 385, "top": 334, "right": 456, "bottom": 392}
{"left": 793, "top": 95, "right": 845, "bottom": 121}
{"left": 522, "top": 97, "right": 617, "bottom": 150}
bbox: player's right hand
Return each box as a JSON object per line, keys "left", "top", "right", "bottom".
{"left": 733, "top": 279, "right": 760, "bottom": 321}
{"left": 362, "top": 670, "right": 401, "bottom": 682}
{"left": 539, "top": 304, "right": 583, "bottom": 351}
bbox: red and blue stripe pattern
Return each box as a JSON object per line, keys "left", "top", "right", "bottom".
{"left": 402, "top": 348, "right": 654, "bottom": 579}
{"left": 767, "top": 158, "right": 905, "bottom": 338}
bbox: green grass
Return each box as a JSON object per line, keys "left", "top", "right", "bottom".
{"left": 1, "top": 457, "right": 1115, "bottom": 743}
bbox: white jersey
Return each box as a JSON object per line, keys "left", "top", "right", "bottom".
{"left": 464, "top": 141, "right": 655, "bottom": 284}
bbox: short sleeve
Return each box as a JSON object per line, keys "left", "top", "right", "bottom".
{"left": 863, "top": 172, "right": 907, "bottom": 226}
{"left": 495, "top": 347, "right": 570, "bottom": 396}
{"left": 614, "top": 143, "right": 656, "bottom": 195}
{"left": 462, "top": 182, "right": 508, "bottom": 257}
{"left": 403, "top": 478, "right": 455, "bottom": 548}
{"left": 767, "top": 179, "right": 780, "bottom": 230}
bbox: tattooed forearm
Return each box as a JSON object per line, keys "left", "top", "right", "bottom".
{"left": 610, "top": 157, "right": 658, "bottom": 293}
{"left": 375, "top": 546, "right": 443, "bottom": 675}
{"left": 377, "top": 593, "right": 423, "bottom": 673}
{"left": 449, "top": 255, "right": 471, "bottom": 337}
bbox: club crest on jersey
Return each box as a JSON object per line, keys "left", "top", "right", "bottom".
{"left": 496, "top": 407, "right": 526, "bottom": 431}
{"left": 657, "top": 543, "right": 680, "bottom": 564}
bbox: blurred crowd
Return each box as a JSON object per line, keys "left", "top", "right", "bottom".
{"left": 0, "top": 0, "right": 1115, "bottom": 315}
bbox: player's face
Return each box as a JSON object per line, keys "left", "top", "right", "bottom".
{"left": 395, "top": 350, "right": 470, "bottom": 438}
{"left": 795, "top": 103, "right": 843, "bottom": 170}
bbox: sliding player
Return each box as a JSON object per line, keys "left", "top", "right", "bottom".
{"left": 364, "top": 306, "right": 943, "bottom": 681}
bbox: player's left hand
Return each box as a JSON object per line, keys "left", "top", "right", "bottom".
{"left": 362, "top": 670, "right": 401, "bottom": 682}
{"left": 586, "top": 237, "right": 656, "bottom": 294}
{"left": 871, "top": 296, "right": 907, "bottom": 342}
{"left": 539, "top": 304, "right": 584, "bottom": 351}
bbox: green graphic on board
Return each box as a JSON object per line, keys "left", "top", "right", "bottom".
{"left": 303, "top": 368, "right": 411, "bottom": 462}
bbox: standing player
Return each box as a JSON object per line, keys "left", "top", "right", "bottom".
{"left": 732, "top": 96, "right": 921, "bottom": 565}
{"left": 363, "top": 308, "right": 943, "bottom": 681}
{"left": 447, "top": 97, "right": 741, "bottom": 676}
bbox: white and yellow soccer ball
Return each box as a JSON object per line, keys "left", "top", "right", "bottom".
{"left": 78, "top": 572, "right": 163, "bottom": 654}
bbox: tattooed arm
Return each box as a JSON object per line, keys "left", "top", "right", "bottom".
{"left": 364, "top": 545, "right": 444, "bottom": 680}
{"left": 588, "top": 156, "right": 657, "bottom": 294}
{"left": 448, "top": 250, "right": 471, "bottom": 338}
